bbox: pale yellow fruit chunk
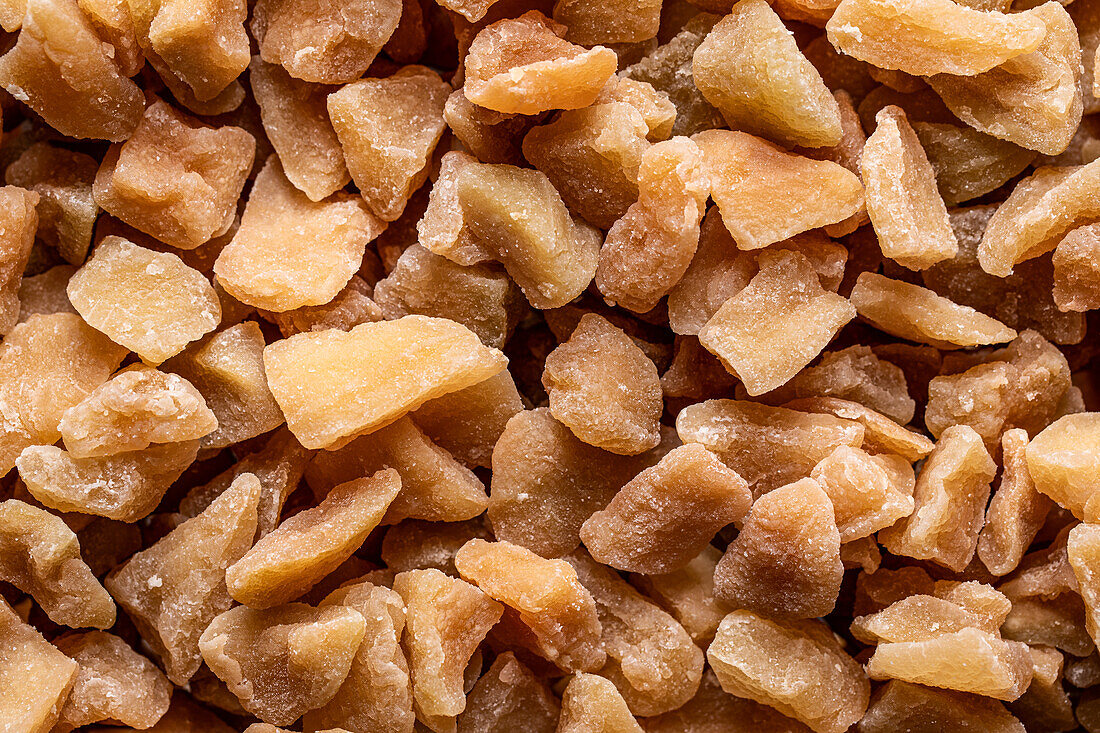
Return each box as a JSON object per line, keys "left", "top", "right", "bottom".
{"left": 0, "top": 599, "right": 77, "bottom": 733}
{"left": 1025, "top": 413, "right": 1100, "bottom": 519}
{"left": 557, "top": 673, "right": 644, "bottom": 733}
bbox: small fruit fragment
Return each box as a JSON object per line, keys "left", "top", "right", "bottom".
{"left": 552, "top": 0, "right": 660, "bottom": 45}
{"left": 416, "top": 150, "right": 492, "bottom": 266}
{"left": 1025, "top": 413, "right": 1100, "bottom": 519}
{"left": 913, "top": 122, "right": 1036, "bottom": 206}
{"left": 1052, "top": 224, "right": 1100, "bottom": 311}
{"left": 0, "top": 599, "right": 77, "bottom": 733}
{"left": 630, "top": 546, "right": 731, "bottom": 647}
{"left": 443, "top": 90, "right": 536, "bottom": 166}
{"left": 455, "top": 652, "right": 559, "bottom": 733}
{"left": 557, "top": 673, "right": 643, "bottom": 733}
{"left": 858, "top": 680, "right": 1026, "bottom": 733}
{"left": 978, "top": 429, "right": 1053, "bottom": 576}
{"left": 644, "top": 670, "right": 815, "bottom": 733}
{"left": 811, "top": 445, "right": 915, "bottom": 541}
{"left": 1069, "top": 523, "right": 1100, "bottom": 651}
{"left": 411, "top": 370, "right": 523, "bottom": 469}
{"left": 0, "top": 186, "right": 38, "bottom": 336}
{"left": 788, "top": 397, "right": 933, "bottom": 462}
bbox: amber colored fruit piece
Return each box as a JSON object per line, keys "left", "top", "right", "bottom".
{"left": 850, "top": 272, "right": 1017, "bottom": 349}
{"left": 699, "top": 249, "right": 855, "bottom": 396}
{"left": 0, "top": 0, "right": 142, "bottom": 141}
{"left": 861, "top": 106, "right": 956, "bottom": 270}
{"left": 0, "top": 185, "right": 37, "bottom": 336}
{"left": 66, "top": 0, "right": 139, "bottom": 79}
{"left": 417, "top": 151, "right": 492, "bottom": 266}
{"left": 788, "top": 396, "right": 933, "bottom": 462}
{"left": 455, "top": 651, "right": 558, "bottom": 733}
{"left": 553, "top": 0, "right": 658, "bottom": 45}
{"left": 853, "top": 566, "right": 935, "bottom": 617}
{"left": 17, "top": 265, "right": 77, "bottom": 323}
{"left": 1053, "top": 224, "right": 1100, "bottom": 311}
{"left": 411, "top": 370, "right": 523, "bottom": 469}
{"left": 1070, "top": 523, "right": 1100, "bottom": 650}
{"left": 105, "top": 473, "right": 260, "bottom": 684}
{"left": 810, "top": 445, "right": 914, "bottom": 541}
{"left": 978, "top": 431, "right": 1052, "bottom": 576}
{"left": 381, "top": 518, "right": 491, "bottom": 575}
{"left": 676, "top": 399, "right": 864, "bottom": 498}
{"left": 693, "top": 0, "right": 840, "bottom": 148}
{"left": 714, "top": 477, "right": 843, "bottom": 619}
{"left": 879, "top": 425, "right": 997, "bottom": 571}
{"left": 199, "top": 603, "right": 366, "bottom": 726}
{"left": 565, "top": 551, "right": 703, "bottom": 716}
{"left": 1006, "top": 645, "right": 1075, "bottom": 733}
{"left": 858, "top": 680, "right": 1026, "bottom": 733}
{"left": 913, "top": 122, "right": 1036, "bottom": 206}
{"left": 68, "top": 237, "right": 221, "bottom": 364}
{"left": 455, "top": 163, "right": 601, "bottom": 309}
{"left": 265, "top": 316, "right": 506, "bottom": 449}
{"left": 251, "top": 0, "right": 400, "bottom": 84}
{"left": 53, "top": 631, "right": 172, "bottom": 731}
{"left": 927, "top": 2, "right": 1082, "bottom": 157}
{"left": 580, "top": 444, "right": 749, "bottom": 574}
{"left": 464, "top": 11, "right": 616, "bottom": 115}
{"left": 93, "top": 100, "right": 255, "bottom": 249}
{"left": 694, "top": 130, "right": 864, "bottom": 251}
{"left": 595, "top": 137, "right": 709, "bottom": 313}
{"left": 0, "top": 499, "right": 115, "bottom": 628}
{"left": 0, "top": 599, "right": 77, "bottom": 733}
{"left": 226, "top": 469, "right": 399, "bottom": 608}
{"left": 267, "top": 275, "right": 382, "bottom": 337}
{"left": 374, "top": 244, "right": 523, "bottom": 350}
{"left": 646, "top": 669, "right": 816, "bottom": 731}
{"left": 455, "top": 538, "right": 604, "bottom": 672}
{"left": 661, "top": 336, "right": 740, "bottom": 402}
{"left": 326, "top": 66, "right": 448, "bottom": 223}
{"left": 305, "top": 581, "right": 414, "bottom": 733}
{"left": 1026, "top": 414, "right": 1100, "bottom": 519}
{"left": 443, "top": 90, "right": 536, "bottom": 166}
{"left": 708, "top": 610, "right": 869, "bottom": 733}
{"left": 393, "top": 569, "right": 504, "bottom": 727}
{"left": 214, "top": 157, "right": 382, "bottom": 312}
{"left": 305, "top": 416, "right": 488, "bottom": 524}
{"left": 597, "top": 76, "right": 677, "bottom": 142}
{"left": 826, "top": 0, "right": 1044, "bottom": 76}
{"left": 542, "top": 313, "right": 661, "bottom": 455}
{"left": 557, "top": 673, "right": 642, "bottom": 733}
{"left": 630, "top": 545, "right": 730, "bottom": 647}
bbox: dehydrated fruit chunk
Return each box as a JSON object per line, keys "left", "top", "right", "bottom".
{"left": 850, "top": 272, "right": 1017, "bottom": 349}
{"left": 264, "top": 316, "right": 506, "bottom": 450}
{"left": 788, "top": 396, "right": 933, "bottom": 462}
{"left": 913, "top": 122, "right": 1036, "bottom": 206}
{"left": 596, "top": 76, "right": 676, "bottom": 142}
{"left": 0, "top": 0, "right": 143, "bottom": 141}
{"left": 251, "top": 0, "right": 401, "bottom": 84}
{"left": 443, "top": 90, "right": 536, "bottom": 166}
{"left": 1025, "top": 414, "right": 1100, "bottom": 520}
{"left": 542, "top": 313, "right": 661, "bottom": 456}
{"left": 714, "top": 478, "right": 843, "bottom": 619}
{"left": 858, "top": 680, "right": 1026, "bottom": 733}
{"left": 1052, "top": 224, "right": 1100, "bottom": 311}
{"left": 0, "top": 185, "right": 38, "bottom": 335}
{"left": 979, "top": 430, "right": 1051, "bottom": 576}
{"left": 1069, "top": 523, "right": 1100, "bottom": 653}
{"left": 455, "top": 162, "right": 601, "bottom": 309}
{"left": 826, "top": 0, "right": 1045, "bottom": 76}
{"left": 6, "top": 144, "right": 97, "bottom": 266}
{"left": 393, "top": 569, "right": 504, "bottom": 729}
{"left": 455, "top": 538, "right": 604, "bottom": 672}
{"left": 861, "top": 106, "right": 957, "bottom": 270}
{"left": 455, "top": 651, "right": 559, "bottom": 733}
{"left": 416, "top": 151, "right": 492, "bottom": 266}
{"left": 553, "top": 0, "right": 659, "bottom": 45}
{"left": 266, "top": 275, "right": 382, "bottom": 337}
{"left": 68, "top": 237, "right": 221, "bottom": 364}
{"left": 693, "top": 0, "right": 841, "bottom": 148}
{"left": 214, "top": 156, "right": 383, "bottom": 312}
{"left": 694, "top": 130, "right": 864, "bottom": 251}
{"left": 226, "top": 469, "right": 400, "bottom": 608}
{"left": 105, "top": 473, "right": 261, "bottom": 684}
{"left": 199, "top": 603, "right": 366, "bottom": 726}
{"left": 630, "top": 545, "right": 730, "bottom": 647}
{"left": 0, "top": 499, "right": 115, "bottom": 628}
{"left": 464, "top": 11, "right": 617, "bottom": 115}
{"left": 811, "top": 445, "right": 914, "bottom": 541}
{"left": 0, "top": 599, "right": 77, "bottom": 733}
{"left": 327, "top": 66, "right": 449, "bottom": 222}
{"left": 707, "top": 610, "right": 869, "bottom": 733}
{"left": 698, "top": 249, "right": 855, "bottom": 396}
{"left": 879, "top": 425, "right": 997, "bottom": 571}
{"left": 676, "top": 399, "right": 865, "bottom": 498}
{"left": 92, "top": 100, "right": 255, "bottom": 249}
{"left": 411, "top": 370, "right": 523, "bottom": 469}
{"left": 17, "top": 265, "right": 77, "bottom": 323}
{"left": 557, "top": 673, "right": 643, "bottom": 733}
{"left": 581, "top": 444, "right": 748, "bottom": 574}
{"left": 645, "top": 669, "right": 814, "bottom": 733}
{"left": 53, "top": 631, "right": 172, "bottom": 731}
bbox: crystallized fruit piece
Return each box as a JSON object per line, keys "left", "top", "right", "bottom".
{"left": 880, "top": 425, "right": 997, "bottom": 571}
{"left": 850, "top": 272, "right": 1016, "bottom": 349}
{"left": 542, "top": 313, "right": 662, "bottom": 455}
{"left": 708, "top": 610, "right": 869, "bottom": 733}
{"left": 826, "top": 0, "right": 1045, "bottom": 76}
{"left": 553, "top": 0, "right": 659, "bottom": 45}
{"left": 17, "top": 265, "right": 77, "bottom": 323}
{"left": 1025, "top": 413, "right": 1100, "bottom": 519}
{"left": 557, "top": 673, "right": 643, "bottom": 733}
{"left": 267, "top": 275, "right": 382, "bottom": 336}
{"left": 456, "top": 162, "right": 601, "bottom": 309}
{"left": 693, "top": 0, "right": 841, "bottom": 148}
{"left": 630, "top": 545, "right": 731, "bottom": 646}
{"left": 68, "top": 237, "right": 221, "bottom": 363}
{"left": 788, "top": 397, "right": 933, "bottom": 462}
{"left": 105, "top": 473, "right": 260, "bottom": 684}
{"left": 264, "top": 316, "right": 506, "bottom": 449}
{"left": 455, "top": 651, "right": 559, "bottom": 733}
{"left": 1069, "top": 523, "right": 1100, "bottom": 651}
{"left": 581, "top": 444, "right": 750, "bottom": 574}
{"left": 645, "top": 669, "right": 815, "bottom": 733}
{"left": 417, "top": 150, "right": 492, "bottom": 266}
{"left": 913, "top": 122, "right": 1036, "bottom": 206}
{"left": 0, "top": 0, "right": 143, "bottom": 141}
{"left": 226, "top": 469, "right": 400, "bottom": 608}
{"left": 596, "top": 76, "right": 676, "bottom": 143}
{"left": 455, "top": 538, "right": 605, "bottom": 672}
{"left": 251, "top": 0, "right": 400, "bottom": 84}
{"left": 214, "top": 156, "right": 383, "bottom": 312}
{"left": 464, "top": 11, "right": 617, "bottom": 115}
{"left": 0, "top": 499, "right": 115, "bottom": 628}
{"left": 978, "top": 429, "right": 1053, "bottom": 576}
{"left": 381, "top": 518, "right": 492, "bottom": 575}
{"left": 411, "top": 370, "right": 523, "bottom": 469}
{"left": 1053, "top": 224, "right": 1100, "bottom": 311}
{"left": 858, "top": 680, "right": 1026, "bottom": 733}
{"left": 694, "top": 130, "right": 864, "bottom": 251}
{"left": 811, "top": 445, "right": 914, "bottom": 541}
{"left": 0, "top": 599, "right": 77, "bottom": 733}
{"left": 0, "top": 185, "right": 37, "bottom": 335}
{"left": 93, "top": 100, "right": 255, "bottom": 249}
{"left": 199, "top": 603, "right": 366, "bottom": 726}
{"left": 699, "top": 249, "right": 855, "bottom": 396}
{"left": 53, "top": 631, "right": 172, "bottom": 731}
{"left": 327, "top": 66, "right": 449, "bottom": 222}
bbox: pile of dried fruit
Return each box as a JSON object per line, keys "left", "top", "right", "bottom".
{"left": 4, "top": 0, "right": 1100, "bottom": 729}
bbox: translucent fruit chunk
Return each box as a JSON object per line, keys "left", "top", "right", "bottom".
{"left": 810, "top": 445, "right": 915, "bottom": 541}
{"left": 1052, "top": 224, "right": 1100, "bottom": 311}
{"left": 416, "top": 150, "right": 492, "bottom": 266}
{"left": 913, "top": 122, "right": 1036, "bottom": 206}
{"left": 455, "top": 652, "right": 559, "bottom": 733}
{"left": 858, "top": 680, "right": 1026, "bottom": 733}
{"left": 1025, "top": 413, "right": 1100, "bottom": 519}
{"left": 442, "top": 89, "right": 535, "bottom": 166}
{"left": 1069, "top": 523, "right": 1100, "bottom": 651}
{"left": 0, "top": 599, "right": 77, "bottom": 733}
{"left": 557, "top": 673, "right": 643, "bottom": 733}
{"left": 644, "top": 669, "right": 815, "bottom": 733}
{"left": 0, "top": 186, "right": 37, "bottom": 336}
{"left": 553, "top": 0, "right": 659, "bottom": 45}
{"left": 199, "top": 603, "right": 367, "bottom": 726}
{"left": 694, "top": 130, "right": 864, "bottom": 251}
{"left": 630, "top": 545, "right": 731, "bottom": 647}
{"left": 463, "top": 11, "right": 617, "bottom": 115}
{"left": 692, "top": 0, "right": 842, "bottom": 148}
{"left": 0, "top": 499, "right": 115, "bottom": 629}
{"left": 68, "top": 237, "right": 221, "bottom": 364}
{"left": 263, "top": 315, "right": 507, "bottom": 449}
{"left": 542, "top": 313, "right": 662, "bottom": 456}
